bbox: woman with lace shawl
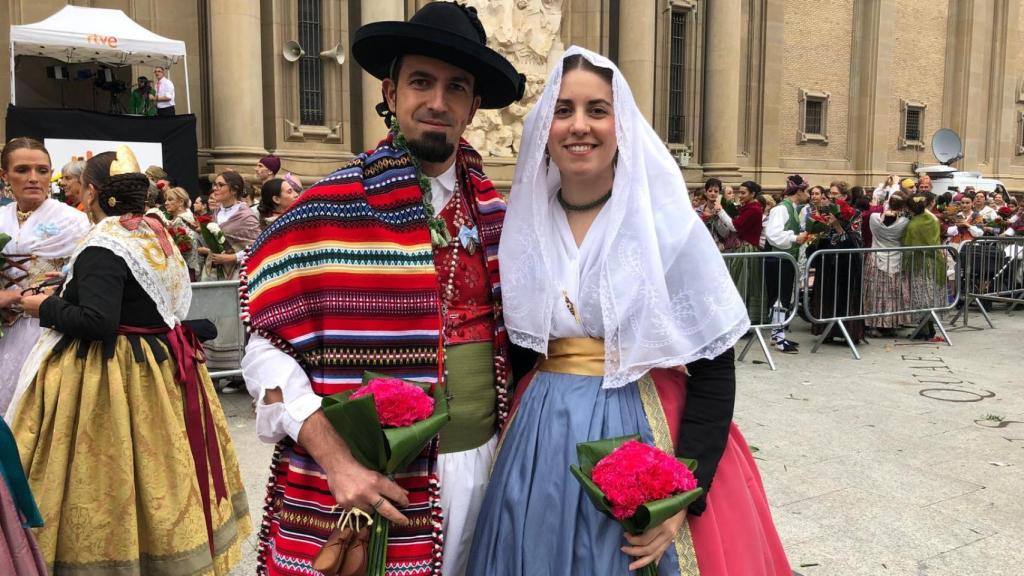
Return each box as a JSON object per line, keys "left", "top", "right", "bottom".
{"left": 469, "top": 47, "right": 790, "bottom": 575}
{"left": 0, "top": 138, "right": 90, "bottom": 415}
{"left": 8, "top": 147, "right": 250, "bottom": 575}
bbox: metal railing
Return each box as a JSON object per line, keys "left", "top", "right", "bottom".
{"left": 185, "top": 280, "right": 244, "bottom": 380}
{"left": 802, "top": 245, "right": 959, "bottom": 359}
{"left": 949, "top": 236, "right": 1024, "bottom": 329}
{"left": 723, "top": 250, "right": 800, "bottom": 371}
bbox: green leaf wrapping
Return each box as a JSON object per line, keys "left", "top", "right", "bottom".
{"left": 569, "top": 434, "right": 704, "bottom": 535}
{"left": 199, "top": 224, "right": 224, "bottom": 254}
{"left": 321, "top": 371, "right": 450, "bottom": 475}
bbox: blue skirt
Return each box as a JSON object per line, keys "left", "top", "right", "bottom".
{"left": 467, "top": 371, "right": 682, "bottom": 575}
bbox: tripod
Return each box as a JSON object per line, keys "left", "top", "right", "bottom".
{"left": 107, "top": 90, "right": 127, "bottom": 114}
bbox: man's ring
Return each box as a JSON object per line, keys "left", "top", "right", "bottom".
{"left": 372, "top": 497, "right": 385, "bottom": 509}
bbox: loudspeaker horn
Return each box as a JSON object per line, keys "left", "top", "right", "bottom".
{"left": 283, "top": 40, "right": 305, "bottom": 62}
{"left": 319, "top": 43, "right": 345, "bottom": 65}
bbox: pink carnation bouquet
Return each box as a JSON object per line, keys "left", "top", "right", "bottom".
{"left": 349, "top": 377, "right": 435, "bottom": 427}
{"left": 317, "top": 372, "right": 449, "bottom": 576}
{"left": 570, "top": 435, "right": 704, "bottom": 576}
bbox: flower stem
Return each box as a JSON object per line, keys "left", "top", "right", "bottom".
{"left": 367, "top": 511, "right": 389, "bottom": 576}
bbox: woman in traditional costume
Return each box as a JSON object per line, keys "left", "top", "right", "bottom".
{"left": 805, "top": 185, "right": 866, "bottom": 344}
{"left": 469, "top": 47, "right": 790, "bottom": 575}
{"left": 902, "top": 194, "right": 947, "bottom": 341}
{"left": 0, "top": 138, "right": 90, "bottom": 414}
{"left": 197, "top": 170, "right": 259, "bottom": 373}
{"left": 9, "top": 146, "right": 251, "bottom": 575}
{"left": 722, "top": 180, "right": 766, "bottom": 324}
{"left": 863, "top": 195, "right": 912, "bottom": 335}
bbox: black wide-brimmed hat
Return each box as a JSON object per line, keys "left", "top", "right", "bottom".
{"left": 352, "top": 1, "right": 525, "bottom": 109}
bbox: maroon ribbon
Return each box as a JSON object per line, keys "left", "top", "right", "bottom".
{"left": 118, "top": 323, "right": 227, "bottom": 556}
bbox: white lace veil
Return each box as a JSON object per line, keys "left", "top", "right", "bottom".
{"left": 499, "top": 45, "right": 750, "bottom": 388}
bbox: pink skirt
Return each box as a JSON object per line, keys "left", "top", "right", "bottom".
{"left": 653, "top": 369, "right": 791, "bottom": 575}
{"left": 0, "top": 477, "right": 46, "bottom": 576}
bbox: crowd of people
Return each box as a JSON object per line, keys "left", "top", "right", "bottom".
{"left": 691, "top": 172, "right": 1022, "bottom": 352}
{"left": 2, "top": 2, "right": 1021, "bottom": 576}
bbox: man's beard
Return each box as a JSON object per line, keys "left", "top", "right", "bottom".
{"left": 407, "top": 131, "right": 454, "bottom": 163}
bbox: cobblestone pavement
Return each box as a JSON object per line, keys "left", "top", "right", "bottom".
{"left": 224, "top": 309, "right": 1024, "bottom": 575}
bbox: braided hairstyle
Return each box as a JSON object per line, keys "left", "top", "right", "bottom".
{"left": 81, "top": 151, "right": 149, "bottom": 216}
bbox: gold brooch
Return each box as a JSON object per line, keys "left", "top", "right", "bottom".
{"left": 107, "top": 196, "right": 118, "bottom": 207}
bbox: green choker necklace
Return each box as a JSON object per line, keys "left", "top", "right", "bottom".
{"left": 557, "top": 188, "right": 612, "bottom": 212}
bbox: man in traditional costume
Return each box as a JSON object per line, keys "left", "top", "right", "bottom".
{"left": 240, "top": 3, "right": 525, "bottom": 575}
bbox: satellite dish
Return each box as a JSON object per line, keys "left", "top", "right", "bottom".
{"left": 932, "top": 128, "right": 963, "bottom": 166}
{"left": 319, "top": 43, "right": 346, "bottom": 65}
{"left": 282, "top": 41, "right": 305, "bottom": 62}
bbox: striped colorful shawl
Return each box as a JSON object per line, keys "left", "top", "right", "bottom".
{"left": 241, "top": 133, "right": 509, "bottom": 576}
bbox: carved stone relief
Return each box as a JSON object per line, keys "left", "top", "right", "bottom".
{"left": 463, "top": 0, "right": 564, "bottom": 158}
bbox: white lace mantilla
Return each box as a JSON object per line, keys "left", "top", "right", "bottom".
{"left": 64, "top": 217, "right": 191, "bottom": 328}
{"left": 499, "top": 46, "right": 751, "bottom": 388}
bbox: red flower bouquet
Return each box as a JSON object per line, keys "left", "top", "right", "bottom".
{"left": 169, "top": 224, "right": 194, "bottom": 255}
{"left": 997, "top": 206, "right": 1014, "bottom": 218}
{"left": 571, "top": 435, "right": 704, "bottom": 576}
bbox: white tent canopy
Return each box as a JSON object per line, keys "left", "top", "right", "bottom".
{"left": 9, "top": 5, "right": 190, "bottom": 112}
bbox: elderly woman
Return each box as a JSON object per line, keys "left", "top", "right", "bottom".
{"left": 59, "top": 160, "right": 87, "bottom": 211}
{"left": 163, "top": 186, "right": 202, "bottom": 280}
{"left": 0, "top": 138, "right": 90, "bottom": 414}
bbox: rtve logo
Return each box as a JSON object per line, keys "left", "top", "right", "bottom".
{"left": 87, "top": 34, "right": 119, "bottom": 48}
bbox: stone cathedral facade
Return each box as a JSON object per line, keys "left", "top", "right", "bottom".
{"left": 4, "top": 0, "right": 1023, "bottom": 193}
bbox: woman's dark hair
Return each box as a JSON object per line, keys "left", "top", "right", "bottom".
{"left": 561, "top": 53, "right": 614, "bottom": 84}
{"left": 195, "top": 194, "right": 209, "bottom": 213}
{"left": 851, "top": 186, "right": 870, "bottom": 211}
{"left": 887, "top": 195, "right": 906, "bottom": 212}
{"left": 1, "top": 137, "right": 50, "bottom": 170}
{"left": 258, "top": 178, "right": 285, "bottom": 218}
{"left": 703, "top": 177, "right": 723, "bottom": 192}
{"left": 82, "top": 151, "right": 149, "bottom": 216}
{"left": 740, "top": 180, "right": 761, "bottom": 197}
{"left": 908, "top": 194, "right": 929, "bottom": 216}
{"left": 218, "top": 170, "right": 246, "bottom": 200}
{"left": 809, "top": 184, "right": 828, "bottom": 199}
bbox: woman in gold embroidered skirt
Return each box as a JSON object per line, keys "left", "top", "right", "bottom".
{"left": 10, "top": 147, "right": 250, "bottom": 575}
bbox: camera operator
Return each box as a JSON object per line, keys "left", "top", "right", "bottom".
{"left": 153, "top": 66, "right": 175, "bottom": 116}
{"left": 129, "top": 76, "right": 157, "bottom": 116}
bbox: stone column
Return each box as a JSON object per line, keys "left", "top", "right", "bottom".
{"left": 616, "top": 0, "right": 656, "bottom": 122}
{"left": 360, "top": 0, "right": 405, "bottom": 151}
{"left": 701, "top": 0, "right": 742, "bottom": 177}
{"left": 209, "top": 0, "right": 266, "bottom": 168}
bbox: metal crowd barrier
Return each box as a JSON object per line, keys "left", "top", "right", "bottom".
{"left": 950, "top": 236, "right": 1024, "bottom": 329}
{"left": 185, "top": 280, "right": 244, "bottom": 380}
{"left": 801, "top": 245, "right": 959, "bottom": 360}
{"left": 723, "top": 251, "right": 800, "bottom": 371}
